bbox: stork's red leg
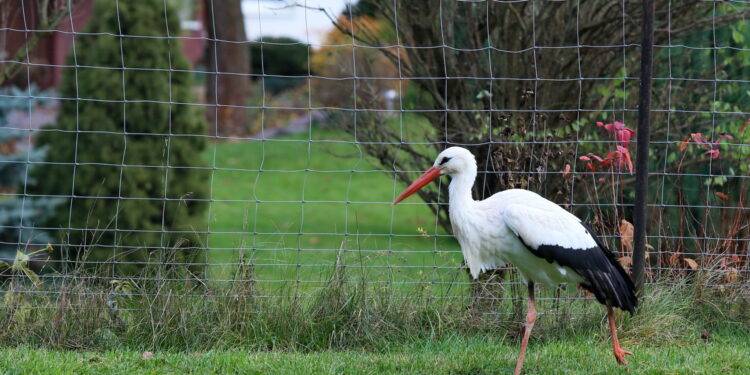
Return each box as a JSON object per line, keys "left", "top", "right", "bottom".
{"left": 607, "top": 306, "right": 632, "bottom": 365}
{"left": 514, "top": 282, "right": 537, "bottom": 375}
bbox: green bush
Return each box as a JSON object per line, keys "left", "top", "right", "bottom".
{"left": 250, "top": 36, "right": 309, "bottom": 93}
{"left": 31, "top": 0, "right": 208, "bottom": 275}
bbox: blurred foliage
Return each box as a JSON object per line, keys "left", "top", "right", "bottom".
{"left": 30, "top": 0, "right": 209, "bottom": 276}
{"left": 0, "top": 85, "right": 63, "bottom": 262}
{"left": 311, "top": 15, "right": 400, "bottom": 108}
{"left": 250, "top": 36, "right": 310, "bottom": 94}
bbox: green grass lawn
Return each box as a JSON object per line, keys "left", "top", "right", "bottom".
{"left": 203, "top": 126, "right": 463, "bottom": 295}
{"left": 4, "top": 330, "right": 749, "bottom": 374}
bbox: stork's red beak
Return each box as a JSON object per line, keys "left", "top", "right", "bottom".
{"left": 392, "top": 167, "right": 442, "bottom": 205}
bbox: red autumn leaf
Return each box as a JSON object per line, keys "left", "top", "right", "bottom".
{"left": 731, "top": 255, "right": 740, "bottom": 262}
{"left": 587, "top": 147, "right": 633, "bottom": 175}
{"left": 589, "top": 154, "right": 605, "bottom": 163}
{"left": 612, "top": 146, "right": 634, "bottom": 174}
{"left": 616, "top": 126, "right": 636, "bottom": 147}
{"left": 597, "top": 121, "right": 636, "bottom": 147}
{"left": 714, "top": 192, "right": 729, "bottom": 200}
{"left": 579, "top": 155, "right": 591, "bottom": 162}
{"left": 741, "top": 118, "right": 750, "bottom": 132}
{"left": 719, "top": 132, "right": 733, "bottom": 140}
{"left": 691, "top": 133, "right": 711, "bottom": 145}
{"left": 587, "top": 163, "right": 596, "bottom": 172}
{"left": 622, "top": 149, "right": 634, "bottom": 174}
{"left": 598, "top": 177, "right": 606, "bottom": 183}
{"left": 705, "top": 149, "right": 720, "bottom": 159}
{"left": 601, "top": 146, "right": 634, "bottom": 174}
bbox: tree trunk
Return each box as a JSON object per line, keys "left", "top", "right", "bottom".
{"left": 204, "top": 0, "right": 250, "bottom": 137}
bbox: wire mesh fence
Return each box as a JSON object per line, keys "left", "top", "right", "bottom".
{"left": 0, "top": 0, "right": 749, "bottom": 325}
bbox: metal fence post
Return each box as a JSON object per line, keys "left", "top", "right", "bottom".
{"left": 632, "top": 0, "right": 656, "bottom": 293}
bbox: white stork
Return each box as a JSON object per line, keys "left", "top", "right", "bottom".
{"left": 392, "top": 147, "right": 637, "bottom": 375}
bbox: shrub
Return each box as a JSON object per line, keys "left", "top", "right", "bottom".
{"left": 250, "top": 36, "right": 310, "bottom": 94}
{"left": 31, "top": 0, "right": 209, "bottom": 276}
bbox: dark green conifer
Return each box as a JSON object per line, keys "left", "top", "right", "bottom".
{"left": 32, "top": 0, "right": 209, "bottom": 275}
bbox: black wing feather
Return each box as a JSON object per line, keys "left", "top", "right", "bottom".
{"left": 517, "top": 222, "right": 638, "bottom": 314}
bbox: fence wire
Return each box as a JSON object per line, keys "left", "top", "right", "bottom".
{"left": 0, "top": 0, "right": 749, "bottom": 317}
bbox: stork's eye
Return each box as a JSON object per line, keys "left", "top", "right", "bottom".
{"left": 439, "top": 157, "right": 451, "bottom": 165}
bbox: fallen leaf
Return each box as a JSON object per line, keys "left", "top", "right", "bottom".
{"left": 684, "top": 258, "right": 699, "bottom": 270}
{"left": 141, "top": 351, "right": 153, "bottom": 360}
{"left": 619, "top": 219, "right": 634, "bottom": 253}
{"left": 714, "top": 192, "right": 729, "bottom": 200}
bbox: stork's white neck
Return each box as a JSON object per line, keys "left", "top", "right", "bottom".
{"left": 447, "top": 167, "right": 477, "bottom": 211}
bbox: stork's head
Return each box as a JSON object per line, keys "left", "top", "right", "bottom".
{"left": 392, "top": 147, "right": 476, "bottom": 205}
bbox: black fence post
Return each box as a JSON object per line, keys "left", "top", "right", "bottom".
{"left": 632, "top": 0, "right": 655, "bottom": 292}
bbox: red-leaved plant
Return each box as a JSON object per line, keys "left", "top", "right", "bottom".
{"left": 579, "top": 120, "right": 636, "bottom": 175}
{"left": 678, "top": 132, "right": 733, "bottom": 159}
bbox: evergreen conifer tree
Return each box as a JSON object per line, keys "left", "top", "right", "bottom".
{"left": 32, "top": 0, "right": 209, "bottom": 275}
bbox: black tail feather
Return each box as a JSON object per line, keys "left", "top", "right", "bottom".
{"left": 579, "top": 253, "right": 638, "bottom": 314}
{"left": 580, "top": 223, "right": 638, "bottom": 314}
{"left": 523, "top": 222, "right": 639, "bottom": 314}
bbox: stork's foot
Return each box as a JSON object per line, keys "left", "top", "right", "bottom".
{"left": 613, "top": 347, "right": 633, "bottom": 365}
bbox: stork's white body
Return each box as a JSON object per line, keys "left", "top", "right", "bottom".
{"left": 446, "top": 154, "right": 592, "bottom": 285}
{"left": 451, "top": 189, "right": 587, "bottom": 286}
